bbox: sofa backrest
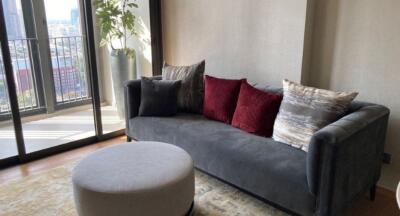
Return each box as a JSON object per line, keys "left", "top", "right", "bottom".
{"left": 254, "top": 84, "right": 283, "bottom": 95}
{"left": 346, "top": 101, "right": 375, "bottom": 114}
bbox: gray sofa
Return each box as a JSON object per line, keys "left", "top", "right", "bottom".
{"left": 124, "top": 79, "right": 390, "bottom": 216}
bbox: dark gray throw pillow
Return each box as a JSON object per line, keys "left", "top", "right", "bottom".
{"left": 138, "top": 77, "right": 181, "bottom": 116}
{"left": 162, "top": 60, "right": 205, "bottom": 113}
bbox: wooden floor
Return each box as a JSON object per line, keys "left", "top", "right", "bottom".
{"left": 0, "top": 136, "right": 398, "bottom": 216}
{"left": 0, "top": 136, "right": 127, "bottom": 183}
{"left": 0, "top": 105, "right": 124, "bottom": 159}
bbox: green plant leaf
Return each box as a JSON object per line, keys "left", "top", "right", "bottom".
{"left": 95, "top": 0, "right": 139, "bottom": 49}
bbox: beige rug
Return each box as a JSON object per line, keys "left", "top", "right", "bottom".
{"left": 0, "top": 161, "right": 287, "bottom": 216}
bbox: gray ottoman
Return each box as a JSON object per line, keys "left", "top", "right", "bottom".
{"left": 72, "top": 141, "right": 194, "bottom": 216}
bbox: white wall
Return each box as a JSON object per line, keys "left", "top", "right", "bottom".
{"left": 309, "top": 0, "right": 400, "bottom": 190}
{"left": 161, "top": 0, "right": 308, "bottom": 86}
{"left": 126, "top": 0, "right": 153, "bottom": 78}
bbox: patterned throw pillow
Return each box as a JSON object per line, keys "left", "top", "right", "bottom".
{"left": 272, "top": 79, "right": 358, "bottom": 151}
{"left": 162, "top": 60, "right": 205, "bottom": 113}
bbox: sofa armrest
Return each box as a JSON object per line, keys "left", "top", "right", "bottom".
{"left": 124, "top": 79, "right": 141, "bottom": 121}
{"left": 306, "top": 103, "right": 389, "bottom": 215}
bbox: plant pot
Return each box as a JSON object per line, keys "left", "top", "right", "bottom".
{"left": 110, "top": 49, "right": 136, "bottom": 119}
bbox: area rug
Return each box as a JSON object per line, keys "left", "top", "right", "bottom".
{"left": 0, "top": 161, "right": 287, "bottom": 216}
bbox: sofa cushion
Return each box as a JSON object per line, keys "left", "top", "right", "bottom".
{"left": 203, "top": 75, "right": 245, "bottom": 124}
{"left": 138, "top": 78, "right": 181, "bottom": 116}
{"left": 273, "top": 79, "right": 358, "bottom": 151}
{"left": 232, "top": 81, "right": 283, "bottom": 137}
{"left": 162, "top": 60, "right": 205, "bottom": 113}
{"left": 129, "top": 114, "right": 316, "bottom": 215}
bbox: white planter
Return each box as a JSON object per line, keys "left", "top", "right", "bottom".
{"left": 110, "top": 49, "right": 136, "bottom": 119}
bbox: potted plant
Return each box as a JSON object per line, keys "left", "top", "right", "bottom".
{"left": 95, "top": 0, "right": 139, "bottom": 119}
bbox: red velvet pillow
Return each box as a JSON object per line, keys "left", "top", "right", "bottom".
{"left": 203, "top": 75, "right": 245, "bottom": 123}
{"left": 232, "top": 81, "right": 283, "bottom": 136}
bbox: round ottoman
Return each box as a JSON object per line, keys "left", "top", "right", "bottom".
{"left": 72, "top": 141, "right": 194, "bottom": 216}
{"left": 397, "top": 182, "right": 400, "bottom": 208}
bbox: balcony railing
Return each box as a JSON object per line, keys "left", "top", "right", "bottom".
{"left": 50, "top": 36, "right": 90, "bottom": 105}
{"left": 0, "top": 38, "right": 40, "bottom": 114}
{"left": 0, "top": 36, "right": 90, "bottom": 116}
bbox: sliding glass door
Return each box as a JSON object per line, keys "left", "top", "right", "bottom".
{"left": 0, "top": 0, "right": 160, "bottom": 166}
{"left": 0, "top": 0, "right": 97, "bottom": 157}
{"left": 0, "top": 0, "right": 99, "bottom": 164}
{"left": 23, "top": 0, "right": 96, "bottom": 153}
{"left": 0, "top": 43, "right": 19, "bottom": 161}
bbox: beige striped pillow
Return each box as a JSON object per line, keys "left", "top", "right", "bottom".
{"left": 272, "top": 79, "right": 358, "bottom": 151}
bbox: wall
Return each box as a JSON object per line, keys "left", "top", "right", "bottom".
{"left": 309, "top": 0, "right": 400, "bottom": 190}
{"left": 161, "top": 0, "right": 400, "bottom": 191}
{"left": 161, "top": 0, "right": 308, "bottom": 86}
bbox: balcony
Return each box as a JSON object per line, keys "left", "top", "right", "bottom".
{"left": 1, "top": 36, "right": 91, "bottom": 115}
{"left": 0, "top": 36, "right": 124, "bottom": 159}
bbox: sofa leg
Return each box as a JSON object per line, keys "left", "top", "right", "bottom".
{"left": 369, "top": 184, "right": 376, "bottom": 201}
{"left": 127, "top": 136, "right": 132, "bottom": 142}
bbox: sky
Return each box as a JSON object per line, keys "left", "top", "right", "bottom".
{"left": 44, "top": 0, "right": 79, "bottom": 21}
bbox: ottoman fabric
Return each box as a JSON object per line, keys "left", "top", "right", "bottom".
{"left": 72, "top": 142, "right": 194, "bottom": 216}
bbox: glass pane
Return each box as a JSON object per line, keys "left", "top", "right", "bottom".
{"left": 3, "top": 0, "right": 38, "bottom": 112}
{"left": 45, "top": 0, "right": 88, "bottom": 103}
{"left": 0, "top": 0, "right": 26, "bottom": 159}
{"left": 0, "top": 0, "right": 97, "bottom": 156}
{"left": 12, "top": 0, "right": 96, "bottom": 153}
{"left": 97, "top": 0, "right": 153, "bottom": 134}
{"left": 2, "top": 0, "right": 25, "bottom": 40}
{"left": 19, "top": 0, "right": 96, "bottom": 153}
{"left": 0, "top": 40, "right": 19, "bottom": 160}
